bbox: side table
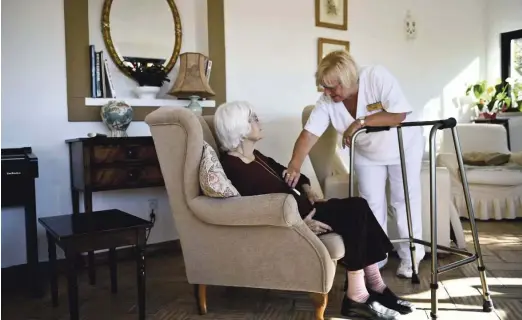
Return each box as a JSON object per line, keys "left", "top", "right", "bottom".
{"left": 38, "top": 209, "right": 152, "bottom": 320}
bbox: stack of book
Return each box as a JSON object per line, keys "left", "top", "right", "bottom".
{"left": 89, "top": 45, "right": 116, "bottom": 98}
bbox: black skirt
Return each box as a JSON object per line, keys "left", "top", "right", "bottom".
{"left": 314, "top": 197, "right": 393, "bottom": 271}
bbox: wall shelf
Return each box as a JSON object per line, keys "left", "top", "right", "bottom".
{"left": 85, "top": 98, "right": 216, "bottom": 108}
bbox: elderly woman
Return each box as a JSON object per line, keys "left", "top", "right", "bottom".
{"left": 285, "top": 50, "right": 425, "bottom": 278}
{"left": 214, "top": 101, "right": 415, "bottom": 320}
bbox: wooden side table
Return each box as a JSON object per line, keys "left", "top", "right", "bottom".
{"left": 38, "top": 209, "right": 152, "bottom": 320}
{"left": 65, "top": 136, "right": 163, "bottom": 285}
{"left": 472, "top": 119, "right": 511, "bottom": 150}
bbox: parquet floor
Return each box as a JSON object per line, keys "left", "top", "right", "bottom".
{"left": 2, "top": 219, "right": 521, "bottom": 320}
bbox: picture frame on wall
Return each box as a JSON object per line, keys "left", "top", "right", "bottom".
{"left": 315, "top": 0, "right": 348, "bottom": 30}
{"left": 317, "top": 37, "right": 350, "bottom": 91}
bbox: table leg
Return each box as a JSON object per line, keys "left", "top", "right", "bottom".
{"left": 66, "top": 250, "right": 79, "bottom": 320}
{"left": 136, "top": 242, "right": 146, "bottom": 320}
{"left": 46, "top": 232, "right": 58, "bottom": 307}
{"left": 25, "top": 178, "right": 41, "bottom": 298}
{"left": 109, "top": 248, "right": 117, "bottom": 294}
{"left": 83, "top": 191, "right": 96, "bottom": 286}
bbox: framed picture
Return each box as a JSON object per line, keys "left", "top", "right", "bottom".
{"left": 317, "top": 37, "right": 350, "bottom": 66}
{"left": 315, "top": 0, "right": 348, "bottom": 30}
{"left": 317, "top": 37, "right": 350, "bottom": 91}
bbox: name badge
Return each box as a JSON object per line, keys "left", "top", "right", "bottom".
{"left": 367, "top": 102, "right": 384, "bottom": 112}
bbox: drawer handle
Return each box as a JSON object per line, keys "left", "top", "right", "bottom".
{"left": 127, "top": 169, "right": 141, "bottom": 181}
{"left": 126, "top": 147, "right": 139, "bottom": 159}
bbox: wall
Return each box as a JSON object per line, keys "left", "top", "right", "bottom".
{"left": 485, "top": 0, "right": 522, "bottom": 82}
{"left": 224, "top": 0, "right": 487, "bottom": 181}
{"left": 1, "top": 0, "right": 208, "bottom": 267}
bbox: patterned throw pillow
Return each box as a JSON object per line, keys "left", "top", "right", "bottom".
{"left": 199, "top": 141, "right": 240, "bottom": 198}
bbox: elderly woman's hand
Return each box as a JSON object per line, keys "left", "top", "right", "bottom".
{"left": 304, "top": 209, "right": 332, "bottom": 235}
{"left": 302, "top": 184, "right": 326, "bottom": 205}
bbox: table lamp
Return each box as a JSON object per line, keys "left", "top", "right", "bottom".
{"left": 168, "top": 52, "right": 215, "bottom": 115}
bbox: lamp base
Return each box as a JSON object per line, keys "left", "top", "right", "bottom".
{"left": 187, "top": 95, "right": 202, "bottom": 116}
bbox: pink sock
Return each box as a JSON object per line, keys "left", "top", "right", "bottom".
{"left": 364, "top": 263, "right": 387, "bottom": 293}
{"left": 347, "top": 270, "right": 369, "bottom": 303}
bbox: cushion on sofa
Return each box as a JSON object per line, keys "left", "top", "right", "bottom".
{"left": 199, "top": 141, "right": 240, "bottom": 198}
{"left": 463, "top": 152, "right": 511, "bottom": 166}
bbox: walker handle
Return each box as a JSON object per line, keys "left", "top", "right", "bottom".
{"left": 400, "top": 117, "right": 457, "bottom": 129}
{"left": 365, "top": 126, "right": 391, "bottom": 133}
{"left": 364, "top": 117, "right": 457, "bottom": 133}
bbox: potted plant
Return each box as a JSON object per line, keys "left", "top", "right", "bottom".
{"left": 465, "top": 79, "right": 517, "bottom": 119}
{"left": 125, "top": 63, "right": 170, "bottom": 99}
{"left": 499, "top": 77, "right": 522, "bottom": 114}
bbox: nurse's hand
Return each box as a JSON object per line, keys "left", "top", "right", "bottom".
{"left": 342, "top": 121, "right": 363, "bottom": 148}
{"left": 283, "top": 165, "right": 301, "bottom": 188}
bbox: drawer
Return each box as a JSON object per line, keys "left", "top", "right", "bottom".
{"left": 91, "top": 165, "right": 164, "bottom": 190}
{"left": 90, "top": 144, "right": 157, "bottom": 164}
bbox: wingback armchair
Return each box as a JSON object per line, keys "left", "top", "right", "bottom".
{"left": 145, "top": 107, "right": 344, "bottom": 319}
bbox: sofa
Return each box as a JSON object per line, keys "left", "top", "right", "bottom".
{"left": 437, "top": 123, "right": 522, "bottom": 220}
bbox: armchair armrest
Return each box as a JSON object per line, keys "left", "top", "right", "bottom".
{"left": 188, "top": 193, "right": 302, "bottom": 227}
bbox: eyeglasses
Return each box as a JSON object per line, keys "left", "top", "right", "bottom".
{"left": 249, "top": 114, "right": 259, "bottom": 123}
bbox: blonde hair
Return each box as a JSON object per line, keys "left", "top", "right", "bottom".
{"left": 316, "top": 50, "right": 359, "bottom": 89}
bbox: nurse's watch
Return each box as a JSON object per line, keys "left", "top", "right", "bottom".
{"left": 357, "top": 116, "right": 366, "bottom": 127}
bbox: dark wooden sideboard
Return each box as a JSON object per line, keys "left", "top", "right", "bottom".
{"left": 65, "top": 136, "right": 164, "bottom": 283}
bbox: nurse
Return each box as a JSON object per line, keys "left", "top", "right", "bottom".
{"left": 285, "top": 50, "right": 425, "bottom": 278}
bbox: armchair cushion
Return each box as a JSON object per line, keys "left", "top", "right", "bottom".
{"left": 189, "top": 193, "right": 302, "bottom": 227}
{"left": 199, "top": 141, "right": 240, "bottom": 198}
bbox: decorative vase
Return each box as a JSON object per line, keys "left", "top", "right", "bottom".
{"left": 187, "top": 95, "right": 202, "bottom": 116}
{"left": 133, "top": 86, "right": 161, "bottom": 99}
{"left": 100, "top": 100, "right": 133, "bottom": 137}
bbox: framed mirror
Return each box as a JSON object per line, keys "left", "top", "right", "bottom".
{"left": 101, "top": 0, "right": 182, "bottom": 79}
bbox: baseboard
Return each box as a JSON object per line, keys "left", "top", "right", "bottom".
{"left": 1, "top": 239, "right": 181, "bottom": 296}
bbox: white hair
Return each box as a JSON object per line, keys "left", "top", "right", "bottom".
{"left": 213, "top": 101, "right": 254, "bottom": 152}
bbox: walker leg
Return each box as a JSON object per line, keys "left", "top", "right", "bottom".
{"left": 428, "top": 125, "right": 440, "bottom": 319}
{"left": 450, "top": 128, "right": 493, "bottom": 312}
{"left": 397, "top": 128, "right": 420, "bottom": 284}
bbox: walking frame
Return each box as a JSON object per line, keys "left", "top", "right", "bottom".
{"left": 348, "top": 118, "right": 493, "bottom": 319}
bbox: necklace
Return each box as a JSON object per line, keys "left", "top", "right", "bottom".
{"left": 254, "top": 156, "right": 301, "bottom": 196}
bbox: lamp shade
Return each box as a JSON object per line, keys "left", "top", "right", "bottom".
{"left": 168, "top": 52, "right": 215, "bottom": 99}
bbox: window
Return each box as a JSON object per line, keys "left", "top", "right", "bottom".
{"left": 500, "top": 29, "right": 522, "bottom": 81}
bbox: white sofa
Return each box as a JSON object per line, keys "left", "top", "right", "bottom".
{"left": 437, "top": 123, "right": 522, "bottom": 220}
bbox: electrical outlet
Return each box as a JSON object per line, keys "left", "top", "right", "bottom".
{"left": 148, "top": 199, "right": 158, "bottom": 211}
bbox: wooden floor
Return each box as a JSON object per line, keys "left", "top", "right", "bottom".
{"left": 2, "top": 219, "right": 521, "bottom": 320}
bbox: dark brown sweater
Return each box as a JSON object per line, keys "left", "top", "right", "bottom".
{"left": 220, "top": 150, "right": 314, "bottom": 217}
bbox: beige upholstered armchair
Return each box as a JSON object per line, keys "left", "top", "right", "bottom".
{"left": 145, "top": 107, "right": 344, "bottom": 320}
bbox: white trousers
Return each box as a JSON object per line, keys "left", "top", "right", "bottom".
{"left": 354, "top": 141, "right": 425, "bottom": 262}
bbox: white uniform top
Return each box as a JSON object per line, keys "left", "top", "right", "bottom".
{"left": 305, "top": 65, "right": 422, "bottom": 166}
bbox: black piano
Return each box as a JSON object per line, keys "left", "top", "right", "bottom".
{"left": 2, "top": 147, "right": 41, "bottom": 297}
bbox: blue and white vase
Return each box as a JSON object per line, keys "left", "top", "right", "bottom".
{"left": 100, "top": 100, "right": 133, "bottom": 137}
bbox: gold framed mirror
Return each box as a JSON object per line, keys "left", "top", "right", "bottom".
{"left": 101, "top": 0, "right": 182, "bottom": 79}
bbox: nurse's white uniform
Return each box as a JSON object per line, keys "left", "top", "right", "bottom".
{"left": 305, "top": 65, "right": 425, "bottom": 263}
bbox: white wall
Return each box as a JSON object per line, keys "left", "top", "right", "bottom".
{"left": 224, "top": 0, "right": 487, "bottom": 183}
{"left": 1, "top": 0, "right": 208, "bottom": 267}
{"left": 485, "top": 0, "right": 522, "bottom": 82}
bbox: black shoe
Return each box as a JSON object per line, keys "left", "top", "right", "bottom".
{"left": 341, "top": 295, "right": 400, "bottom": 320}
{"left": 368, "top": 287, "right": 416, "bottom": 315}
